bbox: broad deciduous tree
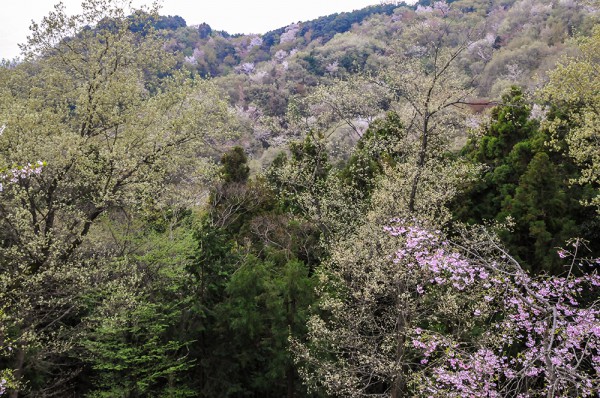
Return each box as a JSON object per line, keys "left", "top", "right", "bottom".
{"left": 542, "top": 25, "right": 600, "bottom": 211}
{"left": 0, "top": 1, "right": 230, "bottom": 395}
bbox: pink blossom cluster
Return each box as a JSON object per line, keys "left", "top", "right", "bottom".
{"left": 0, "top": 161, "right": 44, "bottom": 192}
{"left": 496, "top": 274, "right": 600, "bottom": 396}
{"left": 386, "top": 224, "right": 494, "bottom": 292}
{"left": 386, "top": 222, "right": 600, "bottom": 397}
{"left": 429, "top": 348, "right": 507, "bottom": 397}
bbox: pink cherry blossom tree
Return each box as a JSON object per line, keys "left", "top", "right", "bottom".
{"left": 295, "top": 220, "right": 599, "bottom": 397}
{"left": 390, "top": 222, "right": 599, "bottom": 397}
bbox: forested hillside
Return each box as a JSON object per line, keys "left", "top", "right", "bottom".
{"left": 0, "top": 0, "right": 599, "bottom": 397}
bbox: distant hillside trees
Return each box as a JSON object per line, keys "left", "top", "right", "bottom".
{"left": 128, "top": 10, "right": 187, "bottom": 33}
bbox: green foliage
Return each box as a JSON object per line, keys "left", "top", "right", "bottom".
{"left": 504, "top": 152, "right": 572, "bottom": 267}
{"left": 456, "top": 87, "right": 599, "bottom": 273}
{"left": 185, "top": 148, "right": 321, "bottom": 397}
{"left": 340, "top": 111, "right": 406, "bottom": 197}
{"left": 188, "top": 245, "right": 316, "bottom": 397}
{"left": 88, "top": 213, "right": 190, "bottom": 389}
{"left": 128, "top": 11, "right": 187, "bottom": 33}
{"left": 221, "top": 146, "right": 250, "bottom": 183}
{"left": 295, "top": 4, "right": 399, "bottom": 44}
{"left": 466, "top": 88, "right": 538, "bottom": 165}
{"left": 207, "top": 256, "right": 315, "bottom": 397}
{"left": 83, "top": 295, "right": 193, "bottom": 398}
{"left": 458, "top": 87, "right": 539, "bottom": 222}
{"left": 542, "top": 25, "right": 600, "bottom": 211}
{"left": 0, "top": 0, "right": 598, "bottom": 396}
{"left": 267, "top": 135, "right": 331, "bottom": 216}
{"left": 79, "top": 220, "right": 197, "bottom": 397}
{"left": 0, "top": 1, "right": 230, "bottom": 395}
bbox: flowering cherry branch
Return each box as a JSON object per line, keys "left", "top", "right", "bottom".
{"left": 385, "top": 221, "right": 600, "bottom": 397}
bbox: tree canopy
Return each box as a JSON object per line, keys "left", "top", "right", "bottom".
{"left": 1, "top": 0, "right": 599, "bottom": 397}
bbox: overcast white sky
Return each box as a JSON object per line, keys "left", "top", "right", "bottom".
{"left": 1, "top": 0, "right": 383, "bottom": 60}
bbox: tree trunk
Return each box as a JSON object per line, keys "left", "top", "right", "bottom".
{"left": 391, "top": 283, "right": 408, "bottom": 398}
{"left": 286, "top": 365, "right": 295, "bottom": 398}
{"left": 9, "top": 346, "right": 26, "bottom": 398}
{"left": 408, "top": 115, "right": 429, "bottom": 213}
{"left": 286, "top": 296, "right": 297, "bottom": 398}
